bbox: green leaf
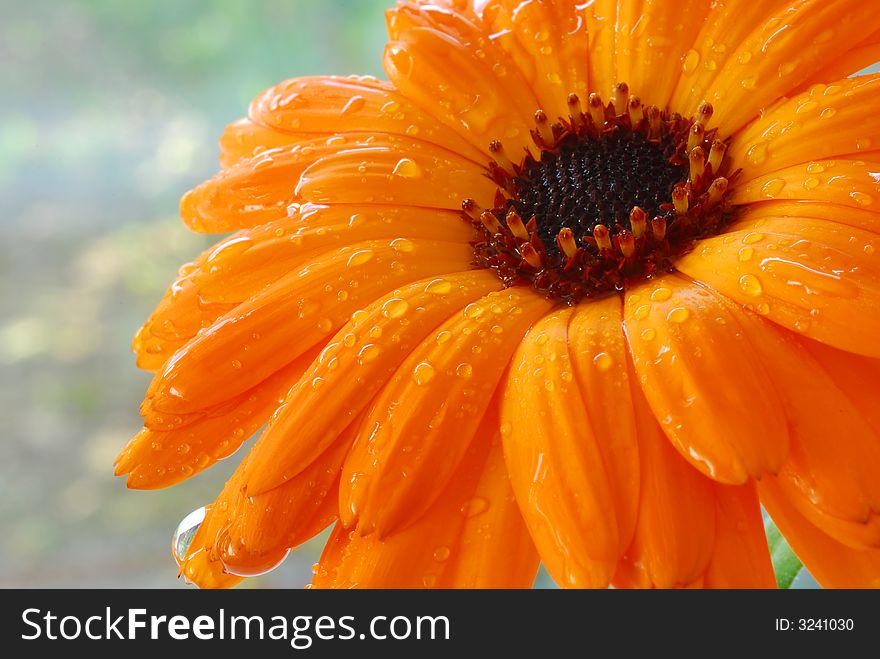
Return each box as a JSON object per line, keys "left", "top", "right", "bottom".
{"left": 765, "top": 517, "right": 804, "bottom": 589}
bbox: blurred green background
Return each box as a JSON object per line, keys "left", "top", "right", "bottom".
{"left": 0, "top": 0, "right": 391, "bottom": 588}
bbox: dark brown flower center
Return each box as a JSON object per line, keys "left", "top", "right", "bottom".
{"left": 463, "top": 84, "right": 737, "bottom": 303}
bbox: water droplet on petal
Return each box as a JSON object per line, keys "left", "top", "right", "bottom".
{"left": 435, "top": 330, "right": 452, "bottom": 344}
{"left": 341, "top": 95, "right": 367, "bottom": 115}
{"left": 357, "top": 344, "right": 380, "bottom": 364}
{"left": 173, "top": 507, "right": 207, "bottom": 564}
{"left": 739, "top": 274, "right": 763, "bottom": 296}
{"left": 347, "top": 249, "right": 375, "bottom": 266}
{"left": 682, "top": 49, "right": 700, "bottom": 73}
{"left": 425, "top": 278, "right": 452, "bottom": 295}
{"left": 433, "top": 546, "right": 451, "bottom": 562}
{"left": 761, "top": 178, "right": 786, "bottom": 197}
{"left": 667, "top": 307, "right": 691, "bottom": 323}
{"left": 456, "top": 363, "right": 473, "bottom": 379}
{"left": 392, "top": 157, "right": 422, "bottom": 178}
{"left": 382, "top": 298, "right": 409, "bottom": 319}
{"left": 640, "top": 328, "right": 656, "bottom": 341}
{"left": 593, "top": 352, "right": 613, "bottom": 371}
{"left": 390, "top": 237, "right": 415, "bottom": 253}
{"left": 412, "top": 362, "right": 435, "bottom": 386}
{"left": 850, "top": 191, "right": 873, "bottom": 207}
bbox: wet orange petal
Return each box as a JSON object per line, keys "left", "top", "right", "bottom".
{"left": 116, "top": 350, "right": 316, "bottom": 489}
{"left": 733, "top": 200, "right": 880, "bottom": 237}
{"left": 624, "top": 274, "right": 788, "bottom": 484}
{"left": 383, "top": 4, "right": 539, "bottom": 158}
{"left": 144, "top": 239, "right": 471, "bottom": 417}
{"left": 676, "top": 215, "right": 880, "bottom": 357}
{"left": 480, "top": 0, "right": 590, "bottom": 120}
{"left": 614, "top": 0, "right": 711, "bottom": 110}
{"left": 703, "top": 482, "right": 776, "bottom": 589}
{"left": 568, "top": 295, "right": 640, "bottom": 554}
{"left": 794, "top": 29, "right": 880, "bottom": 93}
{"left": 612, "top": 377, "right": 716, "bottom": 589}
{"left": 583, "top": 0, "right": 618, "bottom": 101}
{"left": 240, "top": 270, "right": 501, "bottom": 493}
{"left": 313, "top": 431, "right": 492, "bottom": 589}
{"left": 218, "top": 118, "right": 318, "bottom": 168}
{"left": 699, "top": 0, "right": 880, "bottom": 135}
{"left": 747, "top": 327, "right": 880, "bottom": 549}
{"left": 760, "top": 479, "right": 880, "bottom": 588}
{"left": 670, "top": 0, "right": 790, "bottom": 116}
{"left": 295, "top": 139, "right": 497, "bottom": 210}
{"left": 339, "top": 287, "right": 554, "bottom": 536}
{"left": 437, "top": 437, "right": 539, "bottom": 589}
{"left": 249, "top": 75, "right": 484, "bottom": 163}
{"left": 502, "top": 309, "right": 619, "bottom": 588}
{"left": 729, "top": 75, "right": 880, "bottom": 181}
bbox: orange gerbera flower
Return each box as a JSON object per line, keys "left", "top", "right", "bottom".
{"left": 116, "top": 0, "right": 880, "bottom": 589}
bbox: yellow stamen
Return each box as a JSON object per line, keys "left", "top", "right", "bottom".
{"left": 557, "top": 228, "right": 578, "bottom": 259}
{"left": 593, "top": 224, "right": 612, "bottom": 252}
{"left": 479, "top": 210, "right": 503, "bottom": 234}
{"left": 629, "top": 206, "right": 647, "bottom": 239}
{"left": 627, "top": 95, "right": 643, "bottom": 125}
{"left": 520, "top": 243, "right": 543, "bottom": 269}
{"left": 687, "top": 122, "right": 704, "bottom": 152}
{"left": 505, "top": 209, "right": 530, "bottom": 241}
{"left": 461, "top": 198, "right": 481, "bottom": 221}
{"left": 707, "top": 177, "right": 729, "bottom": 207}
{"left": 588, "top": 93, "right": 605, "bottom": 128}
{"left": 651, "top": 216, "right": 667, "bottom": 241}
{"left": 534, "top": 109, "right": 554, "bottom": 147}
{"left": 708, "top": 139, "right": 727, "bottom": 174}
{"left": 697, "top": 101, "right": 714, "bottom": 128}
{"left": 646, "top": 105, "right": 662, "bottom": 139}
{"left": 567, "top": 93, "right": 584, "bottom": 129}
{"left": 611, "top": 82, "right": 629, "bottom": 115}
{"left": 689, "top": 146, "right": 705, "bottom": 184}
{"left": 617, "top": 229, "right": 636, "bottom": 258}
{"left": 672, "top": 185, "right": 689, "bottom": 215}
{"left": 489, "top": 139, "right": 514, "bottom": 173}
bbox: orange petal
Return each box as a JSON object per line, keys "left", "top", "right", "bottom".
{"left": 760, "top": 479, "right": 880, "bottom": 588}
{"left": 670, "top": 0, "right": 790, "bottom": 116}
{"left": 568, "top": 295, "right": 640, "bottom": 556}
{"left": 612, "top": 376, "right": 716, "bottom": 589}
{"left": 614, "top": 0, "right": 711, "bottom": 110}
{"left": 216, "top": 424, "right": 356, "bottom": 578}
{"left": 241, "top": 270, "right": 501, "bottom": 492}
{"left": 746, "top": 327, "right": 880, "bottom": 549}
{"left": 794, "top": 29, "right": 880, "bottom": 93}
{"left": 728, "top": 75, "right": 880, "bottom": 181}
{"left": 480, "top": 0, "right": 590, "bottom": 120}
{"left": 437, "top": 423, "right": 540, "bottom": 589}
{"left": 295, "top": 139, "right": 497, "bottom": 210}
{"left": 218, "top": 118, "right": 318, "bottom": 168}
{"left": 116, "top": 349, "right": 316, "bottom": 489}
{"left": 583, "top": 0, "right": 618, "bottom": 102}
{"left": 624, "top": 274, "right": 788, "bottom": 484}
{"left": 733, "top": 200, "right": 880, "bottom": 237}
{"left": 144, "top": 239, "right": 472, "bottom": 417}
{"left": 703, "top": 482, "right": 776, "bottom": 589}
{"left": 383, "top": 4, "right": 539, "bottom": 159}
{"left": 676, "top": 215, "right": 880, "bottom": 357}
{"left": 313, "top": 429, "right": 493, "bottom": 588}
{"left": 249, "top": 75, "right": 484, "bottom": 163}
{"left": 502, "top": 309, "right": 620, "bottom": 588}
{"left": 699, "top": 0, "right": 880, "bottom": 135}
{"left": 339, "top": 287, "right": 554, "bottom": 536}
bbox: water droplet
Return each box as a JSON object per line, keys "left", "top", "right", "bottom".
{"left": 819, "top": 107, "right": 837, "bottom": 120}
{"left": 651, "top": 287, "right": 673, "bottom": 302}
{"left": 743, "top": 232, "right": 765, "bottom": 245}
{"left": 593, "top": 352, "right": 613, "bottom": 371}
{"left": 499, "top": 421, "right": 512, "bottom": 437}
{"left": 348, "top": 212, "right": 366, "bottom": 227}
{"left": 464, "top": 303, "right": 484, "bottom": 318}
{"left": 738, "top": 247, "right": 755, "bottom": 262}
{"left": 390, "top": 237, "right": 415, "bottom": 253}
{"left": 778, "top": 61, "right": 796, "bottom": 77}
{"left": 796, "top": 100, "right": 818, "bottom": 114}
{"left": 382, "top": 298, "right": 409, "bottom": 319}
{"left": 347, "top": 249, "right": 375, "bottom": 266}
{"left": 756, "top": 302, "right": 771, "bottom": 315}
{"left": 850, "top": 191, "right": 873, "bottom": 207}
{"left": 231, "top": 359, "right": 242, "bottom": 369}
{"left": 865, "top": 244, "right": 876, "bottom": 255}
{"left": 490, "top": 324, "right": 503, "bottom": 334}
{"left": 380, "top": 100, "right": 400, "bottom": 115}
{"left": 741, "top": 76, "right": 757, "bottom": 90}
{"left": 634, "top": 304, "right": 652, "bottom": 320}
{"left": 435, "top": 330, "right": 452, "bottom": 344}
{"left": 341, "top": 95, "right": 367, "bottom": 115}
{"left": 737, "top": 51, "right": 752, "bottom": 64}
{"left": 433, "top": 546, "right": 450, "bottom": 562}
{"left": 794, "top": 318, "right": 811, "bottom": 333}
{"left": 392, "top": 158, "right": 422, "bottom": 178}
{"left": 640, "top": 328, "right": 656, "bottom": 341}
{"left": 342, "top": 333, "right": 357, "bottom": 348}
{"left": 738, "top": 274, "right": 763, "bottom": 296}
{"left": 173, "top": 507, "right": 207, "bottom": 564}
{"left": 682, "top": 49, "right": 700, "bottom": 74}
{"left": 311, "top": 376, "right": 325, "bottom": 390}
{"left": 357, "top": 344, "right": 380, "bottom": 364}
{"left": 413, "top": 362, "right": 435, "bottom": 386}
{"left": 461, "top": 496, "right": 489, "bottom": 517}
{"left": 806, "top": 162, "right": 825, "bottom": 174}
{"left": 456, "top": 363, "right": 473, "bottom": 379}
{"left": 317, "top": 317, "right": 332, "bottom": 333}
{"left": 746, "top": 142, "right": 768, "bottom": 165}
{"left": 761, "top": 178, "right": 786, "bottom": 197}
{"left": 803, "top": 177, "right": 819, "bottom": 190}
{"left": 667, "top": 307, "right": 691, "bottom": 323}
{"left": 424, "top": 278, "right": 452, "bottom": 295}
